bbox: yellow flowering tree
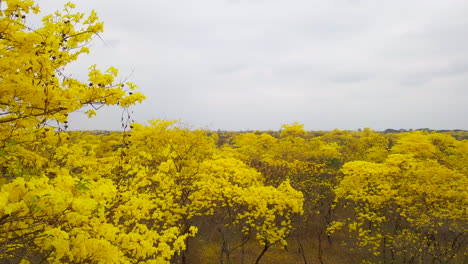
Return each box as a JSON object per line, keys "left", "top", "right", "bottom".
{"left": 228, "top": 123, "right": 343, "bottom": 263}
{"left": 125, "top": 120, "right": 304, "bottom": 263}
{"left": 0, "top": 0, "right": 144, "bottom": 181}
{"left": 331, "top": 132, "right": 468, "bottom": 264}
{"left": 0, "top": 1, "right": 190, "bottom": 263}
{"left": 0, "top": 0, "right": 144, "bottom": 133}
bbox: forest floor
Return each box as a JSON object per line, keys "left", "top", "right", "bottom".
{"left": 186, "top": 232, "right": 364, "bottom": 264}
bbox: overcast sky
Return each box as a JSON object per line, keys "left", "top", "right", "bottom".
{"left": 38, "top": 0, "right": 468, "bottom": 131}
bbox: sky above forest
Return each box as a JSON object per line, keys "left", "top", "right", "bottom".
{"left": 39, "top": 0, "right": 468, "bottom": 131}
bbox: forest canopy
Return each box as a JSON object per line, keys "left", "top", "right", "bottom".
{"left": 0, "top": 1, "right": 467, "bottom": 264}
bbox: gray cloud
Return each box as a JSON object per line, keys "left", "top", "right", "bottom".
{"left": 41, "top": 0, "right": 468, "bottom": 131}
{"left": 328, "top": 72, "right": 373, "bottom": 83}
{"left": 400, "top": 61, "right": 468, "bottom": 86}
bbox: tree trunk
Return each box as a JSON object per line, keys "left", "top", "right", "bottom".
{"left": 317, "top": 229, "right": 324, "bottom": 264}
{"left": 297, "top": 238, "right": 308, "bottom": 264}
{"left": 255, "top": 241, "right": 270, "bottom": 264}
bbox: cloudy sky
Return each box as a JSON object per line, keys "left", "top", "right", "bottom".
{"left": 39, "top": 0, "right": 468, "bottom": 131}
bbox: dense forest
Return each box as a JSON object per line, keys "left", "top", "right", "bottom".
{"left": 2, "top": 124, "right": 468, "bottom": 264}
{"left": 1, "top": 1, "right": 467, "bottom": 263}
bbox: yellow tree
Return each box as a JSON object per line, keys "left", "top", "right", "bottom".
{"left": 331, "top": 132, "right": 468, "bottom": 264}
{"left": 0, "top": 0, "right": 144, "bottom": 133}
{"left": 229, "top": 123, "right": 343, "bottom": 263}
{"left": 0, "top": 1, "right": 158, "bottom": 263}
{"left": 321, "top": 128, "right": 389, "bottom": 163}
{"left": 0, "top": 128, "right": 206, "bottom": 263}
{"left": 0, "top": 0, "right": 144, "bottom": 180}
{"left": 126, "top": 120, "right": 304, "bottom": 264}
